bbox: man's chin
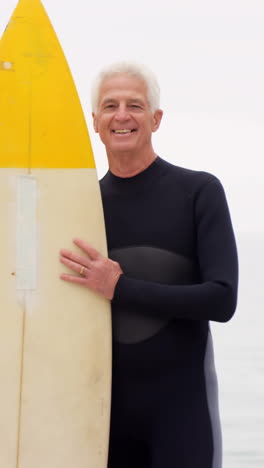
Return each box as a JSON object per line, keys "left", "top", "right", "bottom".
{"left": 108, "top": 143, "right": 136, "bottom": 155}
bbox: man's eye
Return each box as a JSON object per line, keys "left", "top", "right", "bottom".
{"left": 103, "top": 104, "right": 115, "bottom": 109}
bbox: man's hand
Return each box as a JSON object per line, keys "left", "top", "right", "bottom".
{"left": 59, "top": 238, "right": 123, "bottom": 300}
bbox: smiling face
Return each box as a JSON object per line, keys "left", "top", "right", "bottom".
{"left": 92, "top": 73, "right": 163, "bottom": 162}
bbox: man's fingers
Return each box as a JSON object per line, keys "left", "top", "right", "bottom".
{"left": 60, "top": 248, "right": 91, "bottom": 268}
{"left": 59, "top": 238, "right": 122, "bottom": 299}
{"left": 73, "top": 237, "right": 100, "bottom": 260}
{"left": 60, "top": 256, "right": 88, "bottom": 276}
{"left": 60, "top": 273, "right": 87, "bottom": 285}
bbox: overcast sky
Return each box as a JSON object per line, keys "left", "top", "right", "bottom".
{"left": 1, "top": 0, "right": 263, "bottom": 236}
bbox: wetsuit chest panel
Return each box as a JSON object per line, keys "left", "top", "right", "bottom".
{"left": 109, "top": 246, "right": 196, "bottom": 343}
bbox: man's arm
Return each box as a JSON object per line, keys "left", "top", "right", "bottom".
{"left": 112, "top": 177, "right": 238, "bottom": 323}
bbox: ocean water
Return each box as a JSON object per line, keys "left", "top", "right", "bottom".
{"left": 212, "top": 234, "right": 264, "bottom": 467}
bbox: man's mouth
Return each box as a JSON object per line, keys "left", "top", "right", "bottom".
{"left": 112, "top": 129, "right": 136, "bottom": 134}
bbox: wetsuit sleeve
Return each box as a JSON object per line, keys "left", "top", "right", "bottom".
{"left": 112, "top": 178, "right": 238, "bottom": 323}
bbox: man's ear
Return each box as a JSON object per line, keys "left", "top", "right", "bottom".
{"left": 152, "top": 109, "right": 163, "bottom": 133}
{"left": 92, "top": 112, "right": 98, "bottom": 133}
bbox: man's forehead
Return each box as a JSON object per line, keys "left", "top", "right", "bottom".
{"left": 101, "top": 72, "right": 145, "bottom": 85}
{"left": 99, "top": 75, "right": 147, "bottom": 96}
{"left": 100, "top": 93, "right": 145, "bottom": 103}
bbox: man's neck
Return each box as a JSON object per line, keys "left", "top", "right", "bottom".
{"left": 107, "top": 151, "right": 157, "bottom": 178}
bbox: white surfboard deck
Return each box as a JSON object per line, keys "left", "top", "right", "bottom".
{"left": 0, "top": 1, "right": 111, "bottom": 467}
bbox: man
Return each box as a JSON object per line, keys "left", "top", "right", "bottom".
{"left": 60, "top": 62, "right": 238, "bottom": 468}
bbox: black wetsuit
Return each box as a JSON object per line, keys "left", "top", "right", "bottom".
{"left": 100, "top": 156, "right": 238, "bottom": 468}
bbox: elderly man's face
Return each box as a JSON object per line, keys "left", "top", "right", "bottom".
{"left": 93, "top": 73, "right": 162, "bottom": 158}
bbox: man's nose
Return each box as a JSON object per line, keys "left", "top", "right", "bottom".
{"left": 114, "top": 105, "right": 129, "bottom": 120}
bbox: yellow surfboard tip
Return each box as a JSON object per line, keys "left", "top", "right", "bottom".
{"left": 0, "top": 0, "right": 96, "bottom": 169}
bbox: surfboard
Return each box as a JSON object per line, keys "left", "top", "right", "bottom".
{"left": 0, "top": 1, "right": 111, "bottom": 467}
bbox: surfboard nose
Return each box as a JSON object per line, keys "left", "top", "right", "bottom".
{"left": 0, "top": 0, "right": 95, "bottom": 169}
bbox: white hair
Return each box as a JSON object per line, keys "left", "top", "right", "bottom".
{"left": 91, "top": 61, "right": 160, "bottom": 113}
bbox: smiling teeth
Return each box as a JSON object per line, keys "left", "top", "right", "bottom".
{"left": 114, "top": 129, "right": 132, "bottom": 134}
